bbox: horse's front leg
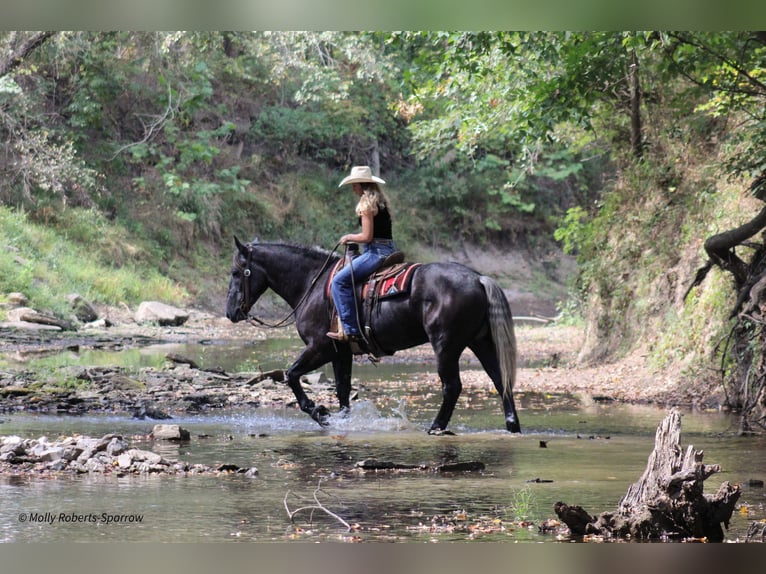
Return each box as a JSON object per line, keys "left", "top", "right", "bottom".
{"left": 429, "top": 356, "right": 462, "bottom": 433}
{"left": 285, "top": 345, "right": 333, "bottom": 426}
{"left": 332, "top": 347, "right": 353, "bottom": 417}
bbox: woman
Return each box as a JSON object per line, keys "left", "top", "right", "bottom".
{"left": 328, "top": 165, "right": 397, "bottom": 342}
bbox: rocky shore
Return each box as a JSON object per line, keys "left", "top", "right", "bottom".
{"left": 0, "top": 425, "right": 259, "bottom": 477}
{"left": 0, "top": 362, "right": 335, "bottom": 418}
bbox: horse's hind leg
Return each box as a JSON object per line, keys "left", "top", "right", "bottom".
{"left": 332, "top": 347, "right": 353, "bottom": 416}
{"left": 470, "top": 336, "right": 521, "bottom": 433}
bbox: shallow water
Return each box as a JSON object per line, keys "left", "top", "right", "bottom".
{"left": 2, "top": 398, "right": 765, "bottom": 543}
{"left": 1, "top": 336, "right": 765, "bottom": 542}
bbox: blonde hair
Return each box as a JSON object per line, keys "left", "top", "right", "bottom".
{"left": 355, "top": 183, "right": 391, "bottom": 217}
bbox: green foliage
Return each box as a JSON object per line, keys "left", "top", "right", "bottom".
{"left": 0, "top": 207, "right": 185, "bottom": 317}
{"left": 505, "top": 486, "right": 538, "bottom": 522}
{"left": 250, "top": 106, "right": 355, "bottom": 162}
{"left": 553, "top": 206, "right": 590, "bottom": 255}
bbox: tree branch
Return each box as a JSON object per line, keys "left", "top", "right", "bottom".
{"left": 703, "top": 204, "right": 766, "bottom": 288}
{"left": 0, "top": 32, "right": 56, "bottom": 78}
{"left": 667, "top": 32, "right": 766, "bottom": 96}
{"left": 283, "top": 480, "right": 352, "bottom": 531}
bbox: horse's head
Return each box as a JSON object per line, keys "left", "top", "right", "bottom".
{"left": 225, "top": 236, "right": 269, "bottom": 322}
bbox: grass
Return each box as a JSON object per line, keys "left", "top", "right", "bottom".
{"left": 0, "top": 206, "right": 187, "bottom": 318}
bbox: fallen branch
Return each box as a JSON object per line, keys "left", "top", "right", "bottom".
{"left": 246, "top": 369, "right": 285, "bottom": 385}
{"left": 283, "top": 479, "right": 352, "bottom": 531}
{"left": 19, "top": 311, "right": 75, "bottom": 331}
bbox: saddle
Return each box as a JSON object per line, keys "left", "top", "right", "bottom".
{"left": 325, "top": 251, "right": 421, "bottom": 357}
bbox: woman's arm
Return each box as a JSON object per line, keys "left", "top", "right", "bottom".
{"left": 340, "top": 211, "right": 374, "bottom": 244}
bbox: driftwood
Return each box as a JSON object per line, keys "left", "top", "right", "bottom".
{"left": 19, "top": 311, "right": 75, "bottom": 331}
{"left": 165, "top": 353, "right": 199, "bottom": 369}
{"left": 554, "top": 408, "right": 741, "bottom": 542}
{"left": 245, "top": 369, "right": 286, "bottom": 385}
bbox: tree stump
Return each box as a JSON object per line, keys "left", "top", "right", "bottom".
{"left": 746, "top": 521, "right": 766, "bottom": 542}
{"left": 554, "top": 408, "right": 741, "bottom": 542}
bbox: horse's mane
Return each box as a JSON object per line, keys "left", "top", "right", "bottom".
{"left": 247, "top": 240, "right": 338, "bottom": 263}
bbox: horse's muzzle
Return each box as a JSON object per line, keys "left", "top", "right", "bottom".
{"left": 226, "top": 308, "right": 247, "bottom": 323}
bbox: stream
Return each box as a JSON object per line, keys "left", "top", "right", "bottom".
{"left": 2, "top": 335, "right": 765, "bottom": 543}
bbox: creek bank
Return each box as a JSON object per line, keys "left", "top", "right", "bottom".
{"left": 0, "top": 315, "right": 723, "bottom": 420}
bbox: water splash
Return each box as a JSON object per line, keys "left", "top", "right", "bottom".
{"left": 325, "top": 400, "right": 420, "bottom": 433}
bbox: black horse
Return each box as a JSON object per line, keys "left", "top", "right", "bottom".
{"left": 225, "top": 238, "right": 521, "bottom": 433}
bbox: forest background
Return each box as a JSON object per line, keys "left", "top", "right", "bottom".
{"left": 2, "top": 30, "right": 766, "bottom": 427}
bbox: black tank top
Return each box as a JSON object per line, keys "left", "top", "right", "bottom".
{"left": 372, "top": 205, "right": 393, "bottom": 239}
{"left": 358, "top": 205, "right": 392, "bottom": 239}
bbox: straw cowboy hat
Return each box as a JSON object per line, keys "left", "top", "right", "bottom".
{"left": 338, "top": 165, "right": 386, "bottom": 187}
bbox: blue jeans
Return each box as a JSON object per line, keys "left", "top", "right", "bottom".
{"left": 331, "top": 240, "right": 396, "bottom": 336}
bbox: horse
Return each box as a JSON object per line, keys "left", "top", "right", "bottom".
{"left": 225, "top": 237, "right": 521, "bottom": 434}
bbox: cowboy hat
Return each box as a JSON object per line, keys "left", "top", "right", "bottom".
{"left": 338, "top": 165, "right": 386, "bottom": 187}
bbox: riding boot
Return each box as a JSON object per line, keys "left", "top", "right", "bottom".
{"left": 326, "top": 316, "right": 347, "bottom": 341}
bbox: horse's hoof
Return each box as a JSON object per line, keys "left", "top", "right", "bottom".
{"left": 506, "top": 417, "right": 521, "bottom": 433}
{"left": 428, "top": 428, "right": 456, "bottom": 436}
{"left": 338, "top": 406, "right": 351, "bottom": 418}
{"left": 311, "top": 405, "right": 331, "bottom": 426}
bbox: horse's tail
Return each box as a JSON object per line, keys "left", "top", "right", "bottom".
{"left": 479, "top": 276, "right": 517, "bottom": 400}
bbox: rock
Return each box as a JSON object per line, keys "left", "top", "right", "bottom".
{"left": 117, "top": 453, "right": 133, "bottom": 468}
{"left": 106, "top": 436, "right": 129, "bottom": 456}
{"left": 6, "top": 292, "right": 29, "bottom": 307}
{"left": 135, "top": 301, "right": 189, "bottom": 326}
{"left": 38, "top": 448, "right": 64, "bottom": 462}
{"left": 67, "top": 293, "right": 99, "bottom": 323}
{"left": 151, "top": 424, "right": 190, "bottom": 441}
{"left": 83, "top": 318, "right": 111, "bottom": 329}
{"left": 132, "top": 404, "right": 172, "bottom": 420}
{"left": 84, "top": 458, "right": 106, "bottom": 472}
{"left": 46, "top": 459, "right": 69, "bottom": 471}
{"left": 61, "top": 446, "right": 84, "bottom": 461}
{"left": 0, "top": 436, "right": 25, "bottom": 455}
{"left": 126, "top": 449, "right": 163, "bottom": 465}
{"left": 301, "top": 372, "right": 328, "bottom": 385}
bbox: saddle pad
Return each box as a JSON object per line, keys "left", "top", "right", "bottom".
{"left": 325, "top": 260, "right": 420, "bottom": 300}
{"left": 362, "top": 262, "right": 421, "bottom": 299}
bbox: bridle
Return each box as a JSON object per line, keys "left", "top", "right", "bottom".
{"left": 235, "top": 242, "right": 341, "bottom": 329}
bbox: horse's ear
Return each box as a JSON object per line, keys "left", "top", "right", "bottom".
{"left": 234, "top": 235, "right": 248, "bottom": 256}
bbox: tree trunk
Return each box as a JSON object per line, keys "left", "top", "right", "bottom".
{"left": 554, "top": 408, "right": 741, "bottom": 541}
{"left": 370, "top": 139, "right": 381, "bottom": 177}
{"left": 629, "top": 48, "right": 643, "bottom": 160}
{"left": 688, "top": 196, "right": 766, "bottom": 431}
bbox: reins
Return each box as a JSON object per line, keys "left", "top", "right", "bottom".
{"left": 237, "top": 242, "right": 341, "bottom": 329}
